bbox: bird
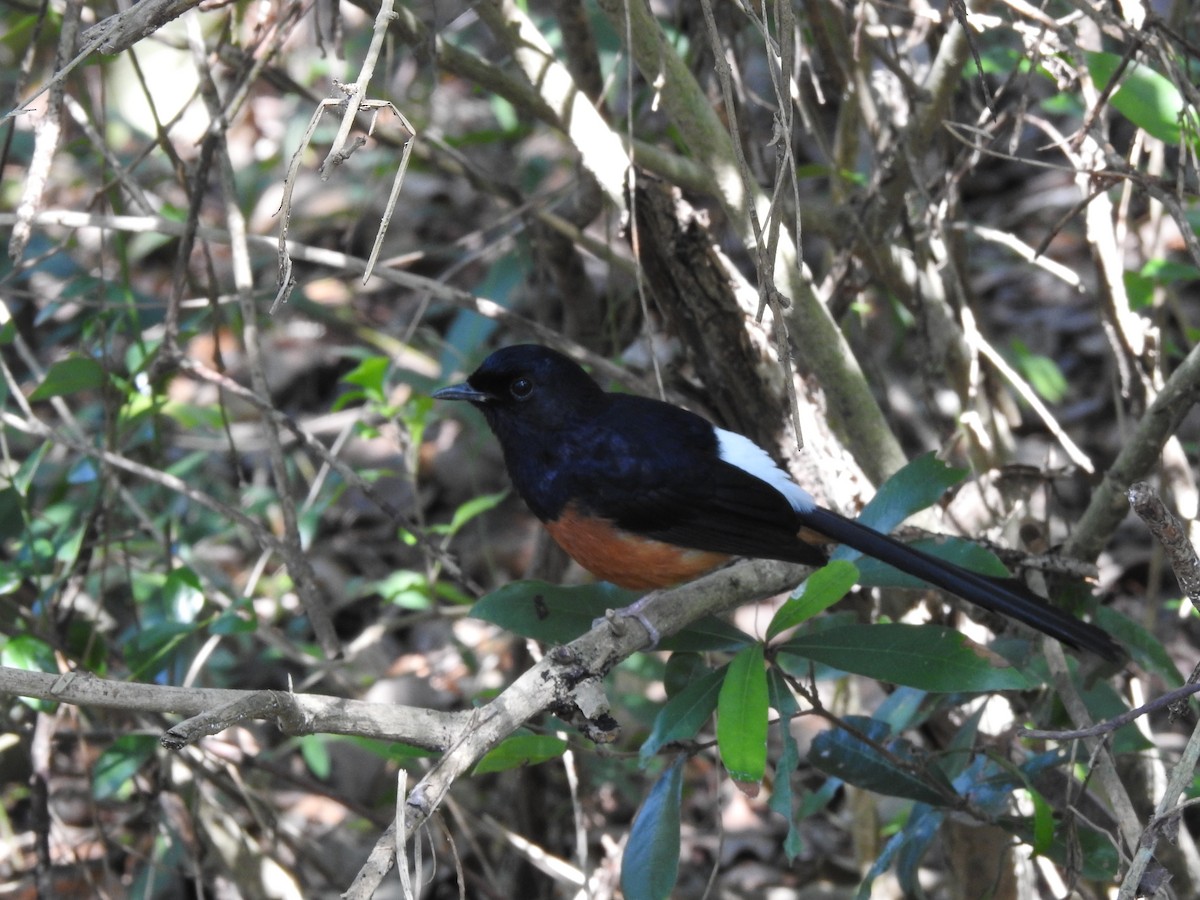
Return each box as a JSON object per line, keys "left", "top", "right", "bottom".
{"left": 433, "top": 344, "right": 1121, "bottom": 661}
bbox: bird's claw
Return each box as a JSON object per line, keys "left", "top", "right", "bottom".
{"left": 593, "top": 595, "right": 661, "bottom": 648}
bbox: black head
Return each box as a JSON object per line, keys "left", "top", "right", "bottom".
{"left": 432, "top": 344, "right": 607, "bottom": 437}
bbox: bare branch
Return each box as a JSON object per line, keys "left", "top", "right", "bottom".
{"left": 0, "top": 665, "right": 462, "bottom": 749}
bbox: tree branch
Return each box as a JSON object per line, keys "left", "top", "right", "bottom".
{"left": 0, "top": 666, "right": 463, "bottom": 749}
{"left": 1063, "top": 339, "right": 1200, "bottom": 562}
{"left": 345, "top": 558, "right": 811, "bottom": 894}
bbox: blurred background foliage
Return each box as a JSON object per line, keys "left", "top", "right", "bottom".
{"left": 1, "top": 0, "right": 1199, "bottom": 897}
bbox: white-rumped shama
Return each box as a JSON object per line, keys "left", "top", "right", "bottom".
{"left": 434, "top": 344, "right": 1121, "bottom": 660}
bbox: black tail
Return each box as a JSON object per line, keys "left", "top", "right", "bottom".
{"left": 799, "top": 508, "right": 1123, "bottom": 662}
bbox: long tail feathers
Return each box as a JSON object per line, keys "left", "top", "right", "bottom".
{"left": 799, "top": 508, "right": 1123, "bottom": 662}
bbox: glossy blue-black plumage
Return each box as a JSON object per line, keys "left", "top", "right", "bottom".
{"left": 434, "top": 344, "right": 1122, "bottom": 661}
{"left": 440, "top": 345, "right": 826, "bottom": 564}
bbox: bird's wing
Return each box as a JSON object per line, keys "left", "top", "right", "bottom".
{"left": 583, "top": 451, "right": 828, "bottom": 566}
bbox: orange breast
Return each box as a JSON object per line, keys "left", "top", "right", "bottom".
{"left": 544, "top": 508, "right": 731, "bottom": 590}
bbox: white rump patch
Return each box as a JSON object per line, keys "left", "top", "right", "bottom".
{"left": 715, "top": 428, "right": 815, "bottom": 513}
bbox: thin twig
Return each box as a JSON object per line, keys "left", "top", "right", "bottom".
{"left": 318, "top": 0, "right": 395, "bottom": 177}
{"left": 186, "top": 12, "right": 340, "bottom": 657}
{"left": 0, "top": 208, "right": 635, "bottom": 390}
{"left": 967, "top": 309, "right": 1095, "bottom": 473}
{"left": 1020, "top": 681, "right": 1200, "bottom": 739}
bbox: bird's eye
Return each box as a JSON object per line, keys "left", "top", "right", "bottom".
{"left": 510, "top": 377, "right": 534, "bottom": 400}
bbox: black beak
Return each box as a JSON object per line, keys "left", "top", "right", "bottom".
{"left": 432, "top": 382, "right": 493, "bottom": 403}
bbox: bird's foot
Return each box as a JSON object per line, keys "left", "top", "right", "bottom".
{"left": 593, "top": 592, "right": 661, "bottom": 648}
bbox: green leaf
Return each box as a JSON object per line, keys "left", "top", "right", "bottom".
{"left": 1010, "top": 338, "right": 1068, "bottom": 403}
{"left": 640, "top": 666, "right": 723, "bottom": 761}
{"left": 844, "top": 453, "right": 967, "bottom": 541}
{"left": 662, "top": 652, "right": 708, "bottom": 698}
{"left": 890, "top": 803, "right": 947, "bottom": 896}
{"left": 1086, "top": 51, "right": 1198, "bottom": 148}
{"left": 658, "top": 616, "right": 754, "bottom": 652}
{"left": 767, "top": 669, "right": 804, "bottom": 860}
{"left": 441, "top": 249, "right": 529, "bottom": 373}
{"left": 165, "top": 450, "right": 210, "bottom": 480}
{"left": 1077, "top": 678, "right": 1154, "bottom": 754}
{"left": 160, "top": 399, "right": 225, "bottom": 430}
{"left": 349, "top": 736, "right": 438, "bottom": 761}
{"left": 0, "top": 489, "right": 26, "bottom": 543}
{"left": 1029, "top": 785, "right": 1055, "bottom": 855}
{"left": 975, "top": 46, "right": 1034, "bottom": 77}
{"left": 490, "top": 94, "right": 519, "bottom": 132}
{"left": 768, "top": 560, "right": 860, "bottom": 638}
{"left": 441, "top": 488, "right": 509, "bottom": 536}
{"left": 125, "top": 621, "right": 196, "bottom": 681}
{"left": 163, "top": 567, "right": 204, "bottom": 623}
{"left": 810, "top": 716, "right": 952, "bottom": 806}
{"left": 65, "top": 619, "right": 108, "bottom": 673}
{"left": 299, "top": 735, "right": 332, "bottom": 780}
{"left": 1140, "top": 258, "right": 1200, "bottom": 284}
{"left": 1038, "top": 812, "right": 1122, "bottom": 881}
{"left": 471, "top": 580, "right": 752, "bottom": 649}
{"left": 717, "top": 644, "right": 769, "bottom": 784}
{"left": 854, "top": 535, "right": 1010, "bottom": 588}
{"left": 53, "top": 519, "right": 87, "bottom": 567}
{"left": 400, "top": 394, "right": 433, "bottom": 441}
{"left": 0, "top": 562, "right": 22, "bottom": 596}
{"left": 340, "top": 355, "right": 390, "bottom": 405}
{"left": 799, "top": 778, "right": 841, "bottom": 819}
{"left": 940, "top": 703, "right": 985, "bottom": 779}
{"left": 93, "top": 735, "right": 159, "bottom": 800}
{"left": 471, "top": 580, "right": 640, "bottom": 644}
{"left": 780, "top": 624, "right": 1035, "bottom": 692}
{"left": 30, "top": 356, "right": 108, "bottom": 401}
{"left": 1126, "top": 260, "right": 1200, "bottom": 311}
{"left": 1124, "top": 269, "right": 1155, "bottom": 310}
{"left": 3, "top": 634, "right": 52, "bottom": 672}
{"left": 12, "top": 441, "right": 50, "bottom": 494}
{"left": 372, "top": 570, "right": 432, "bottom": 610}
{"left": 621, "top": 757, "right": 684, "bottom": 900}
{"left": 954, "top": 754, "right": 1021, "bottom": 818}
{"left": 210, "top": 602, "right": 257, "bottom": 635}
{"left": 473, "top": 733, "right": 567, "bottom": 775}
{"left": 874, "top": 685, "right": 929, "bottom": 735}
{"left": 1094, "top": 606, "right": 1176, "bottom": 686}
